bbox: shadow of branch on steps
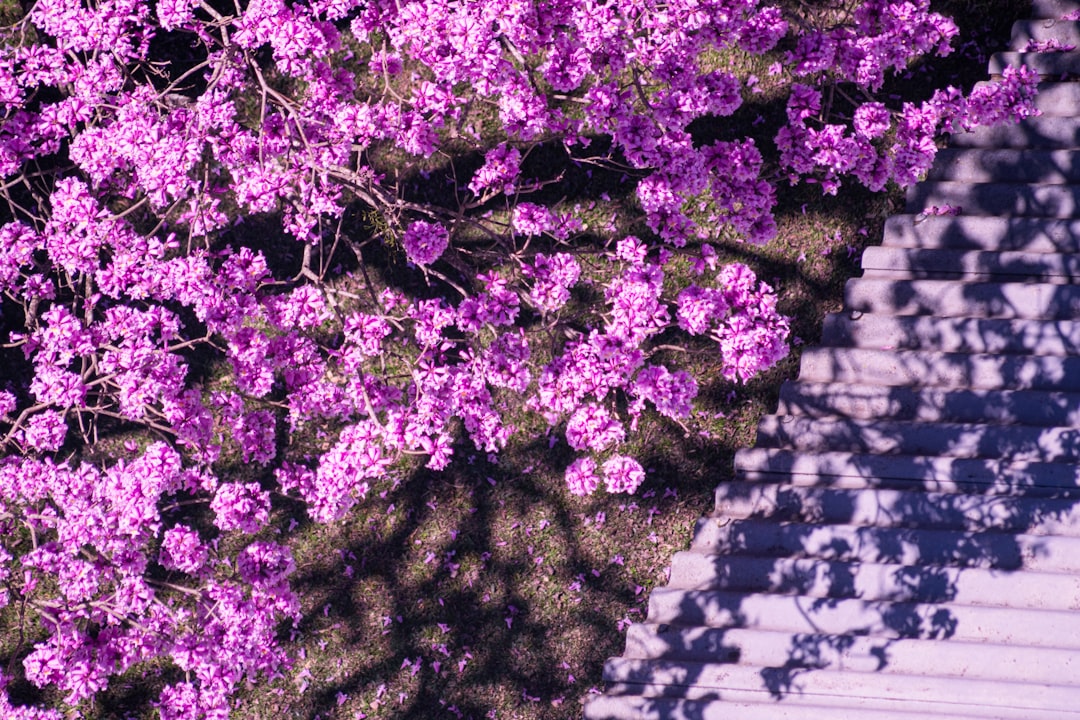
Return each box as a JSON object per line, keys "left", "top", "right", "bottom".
{"left": 600, "top": 217, "right": 1080, "bottom": 717}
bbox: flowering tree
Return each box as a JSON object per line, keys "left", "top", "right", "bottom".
{"left": 0, "top": 0, "right": 1037, "bottom": 715}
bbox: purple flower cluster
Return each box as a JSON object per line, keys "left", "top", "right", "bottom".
{"left": 677, "top": 263, "right": 790, "bottom": 383}
{"left": 468, "top": 143, "right": 522, "bottom": 196}
{"left": 0, "top": 447, "right": 298, "bottom": 717}
{"left": 211, "top": 482, "right": 271, "bottom": 533}
{"left": 563, "top": 454, "right": 645, "bottom": 495}
{"left": 525, "top": 253, "right": 580, "bottom": 313}
{"left": 511, "top": 202, "right": 556, "bottom": 236}
{"left": 601, "top": 456, "right": 646, "bottom": 494}
{"left": 402, "top": 220, "right": 450, "bottom": 266}
{"left": 160, "top": 525, "right": 209, "bottom": 575}
{"left": 778, "top": 60, "right": 1037, "bottom": 193}
{"left": 566, "top": 404, "right": 625, "bottom": 452}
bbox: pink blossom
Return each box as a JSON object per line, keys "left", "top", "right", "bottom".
{"left": 525, "top": 253, "right": 580, "bottom": 313}
{"left": 616, "top": 236, "right": 648, "bottom": 266}
{"left": 631, "top": 365, "right": 697, "bottom": 420}
{"left": 237, "top": 541, "right": 295, "bottom": 586}
{"left": 0, "top": 391, "right": 16, "bottom": 417}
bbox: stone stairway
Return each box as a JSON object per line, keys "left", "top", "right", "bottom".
{"left": 583, "top": 1, "right": 1080, "bottom": 718}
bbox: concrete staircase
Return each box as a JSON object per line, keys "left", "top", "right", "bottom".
{"left": 584, "top": 2, "right": 1080, "bottom": 718}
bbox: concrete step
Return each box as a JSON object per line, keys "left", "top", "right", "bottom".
{"left": 644, "top": 588, "right": 1080, "bottom": 646}
{"left": 664, "top": 552, "right": 1080, "bottom": 609}
{"left": 690, "top": 516, "right": 1080, "bottom": 573}
{"left": 796, "top": 347, "right": 1080, "bottom": 392}
{"left": 584, "top": 694, "right": 1080, "bottom": 720}
{"left": 734, "top": 447, "right": 1080, "bottom": 496}
{"left": 776, "top": 382, "right": 1080, "bottom": 426}
{"left": 926, "top": 148, "right": 1080, "bottom": 184}
{"left": 948, "top": 117, "right": 1080, "bottom": 148}
{"left": 843, "top": 277, "right": 1080, "bottom": 318}
{"left": 601, "top": 658, "right": 1080, "bottom": 716}
{"left": 1011, "top": 19, "right": 1080, "bottom": 48}
{"left": 712, "top": 481, "right": 1080, "bottom": 536}
{"left": 977, "top": 81, "right": 1080, "bottom": 116}
{"left": 906, "top": 181, "right": 1080, "bottom": 217}
{"left": 624, "top": 625, "right": 1080, "bottom": 683}
{"left": 755, "top": 415, "right": 1080, "bottom": 462}
{"left": 1033, "top": 0, "right": 1080, "bottom": 20}
{"left": 882, "top": 214, "right": 1080, "bottom": 252}
{"left": 989, "top": 51, "right": 1080, "bottom": 77}
{"left": 820, "top": 313, "right": 1080, "bottom": 354}
{"left": 861, "top": 246, "right": 1080, "bottom": 281}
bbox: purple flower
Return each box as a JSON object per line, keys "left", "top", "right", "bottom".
{"left": 511, "top": 203, "right": 555, "bottom": 237}
{"left": 402, "top": 220, "right": 449, "bottom": 266}
{"left": 0, "top": 391, "right": 16, "bottom": 417}
{"left": 525, "top": 253, "right": 580, "bottom": 313}
{"left": 854, "top": 102, "right": 891, "bottom": 139}
{"left": 21, "top": 410, "right": 67, "bottom": 451}
{"left": 211, "top": 482, "right": 270, "bottom": 533}
{"left": 237, "top": 541, "right": 295, "bottom": 586}
{"left": 602, "top": 456, "right": 645, "bottom": 494}
{"left": 631, "top": 365, "right": 697, "bottom": 420}
{"left": 565, "top": 404, "right": 624, "bottom": 452}
{"left": 468, "top": 143, "right": 521, "bottom": 195}
{"left": 564, "top": 457, "right": 599, "bottom": 496}
{"left": 159, "top": 525, "right": 208, "bottom": 575}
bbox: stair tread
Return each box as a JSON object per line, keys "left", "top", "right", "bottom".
{"left": 601, "top": 657, "right": 1080, "bottom": 712}
{"left": 979, "top": 81, "right": 1080, "bottom": 116}
{"left": 755, "top": 414, "right": 1080, "bottom": 461}
{"left": 624, "top": 623, "right": 1080, "bottom": 683}
{"left": 949, "top": 116, "right": 1080, "bottom": 148}
{"left": 690, "top": 516, "right": 1080, "bottom": 573}
{"left": 1032, "top": 0, "right": 1080, "bottom": 20}
{"left": 925, "top": 148, "right": 1080, "bottom": 184}
{"left": 665, "top": 552, "right": 1080, "bottom": 609}
{"left": 906, "top": 180, "right": 1080, "bottom": 217}
{"left": 777, "top": 381, "right": 1080, "bottom": 425}
{"left": 644, "top": 587, "right": 1080, "bottom": 646}
{"left": 796, "top": 346, "right": 1080, "bottom": 391}
{"left": 860, "top": 245, "right": 1080, "bottom": 281}
{"left": 820, "top": 312, "right": 1080, "bottom": 354}
{"left": 883, "top": 214, "right": 1080, "bottom": 252}
{"left": 989, "top": 51, "right": 1080, "bottom": 77}
{"left": 713, "top": 479, "right": 1080, "bottom": 535}
{"left": 585, "top": 694, "right": 1080, "bottom": 720}
{"left": 734, "top": 446, "right": 1080, "bottom": 494}
{"left": 1010, "top": 19, "right": 1080, "bottom": 48}
{"left": 843, "top": 277, "right": 1080, "bottom": 318}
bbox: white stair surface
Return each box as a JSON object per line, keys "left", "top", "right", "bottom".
{"left": 820, "top": 313, "right": 1080, "bottom": 353}
{"left": 925, "top": 148, "right": 1080, "bottom": 184}
{"left": 882, "top": 214, "right": 1080, "bottom": 252}
{"left": 1010, "top": 20, "right": 1080, "bottom": 48}
{"left": 585, "top": 5, "right": 1080, "bottom": 719}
